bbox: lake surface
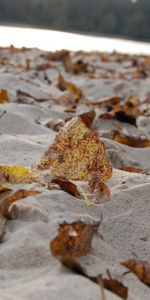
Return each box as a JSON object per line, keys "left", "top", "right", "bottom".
{"left": 0, "top": 25, "right": 150, "bottom": 54}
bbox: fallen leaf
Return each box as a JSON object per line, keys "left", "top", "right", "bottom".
{"left": 32, "top": 117, "right": 112, "bottom": 202}
{"left": 0, "top": 189, "right": 40, "bottom": 219}
{"left": 50, "top": 178, "right": 81, "bottom": 198}
{"left": 56, "top": 73, "right": 84, "bottom": 105}
{"left": 63, "top": 58, "right": 88, "bottom": 75}
{"left": 56, "top": 256, "right": 128, "bottom": 299}
{"left": 99, "top": 96, "right": 141, "bottom": 126}
{"left": 46, "top": 50, "right": 70, "bottom": 62}
{"left": 0, "top": 165, "right": 32, "bottom": 184}
{"left": 120, "top": 166, "right": 146, "bottom": 174}
{"left": 0, "top": 89, "right": 9, "bottom": 103}
{"left": 90, "top": 96, "right": 121, "bottom": 109}
{"left": 36, "top": 62, "right": 51, "bottom": 71}
{"left": 112, "top": 131, "right": 150, "bottom": 148}
{"left": 78, "top": 110, "right": 96, "bottom": 128}
{"left": 0, "top": 189, "right": 40, "bottom": 241}
{"left": 50, "top": 220, "right": 100, "bottom": 257}
{"left": 121, "top": 259, "right": 150, "bottom": 286}
{"left": 98, "top": 270, "right": 128, "bottom": 300}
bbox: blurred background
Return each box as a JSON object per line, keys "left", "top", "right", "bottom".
{"left": 0, "top": 0, "right": 149, "bottom": 42}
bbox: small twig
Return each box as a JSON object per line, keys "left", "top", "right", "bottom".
{"left": 70, "top": 180, "right": 94, "bottom": 208}
{"left": 0, "top": 110, "right": 6, "bottom": 119}
{"left": 122, "top": 270, "right": 132, "bottom": 276}
{"left": 98, "top": 277, "right": 106, "bottom": 300}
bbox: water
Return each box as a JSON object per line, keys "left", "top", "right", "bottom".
{"left": 0, "top": 25, "right": 150, "bottom": 55}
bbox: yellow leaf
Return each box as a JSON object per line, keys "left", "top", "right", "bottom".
{"left": 0, "top": 165, "right": 32, "bottom": 184}
{"left": 32, "top": 117, "right": 112, "bottom": 202}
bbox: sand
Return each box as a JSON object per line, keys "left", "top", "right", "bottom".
{"left": 0, "top": 47, "right": 150, "bottom": 300}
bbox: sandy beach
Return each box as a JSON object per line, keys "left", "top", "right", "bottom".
{"left": 0, "top": 46, "right": 150, "bottom": 300}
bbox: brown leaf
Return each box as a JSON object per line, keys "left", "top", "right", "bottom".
{"left": 0, "top": 89, "right": 9, "bottom": 103}
{"left": 32, "top": 117, "right": 112, "bottom": 201}
{"left": 63, "top": 58, "right": 88, "bottom": 75}
{"left": 36, "top": 62, "right": 51, "bottom": 71}
{"left": 56, "top": 73, "right": 84, "bottom": 106}
{"left": 0, "top": 189, "right": 40, "bottom": 219}
{"left": 50, "top": 178, "right": 81, "bottom": 198}
{"left": 113, "top": 131, "right": 150, "bottom": 148}
{"left": 120, "top": 166, "right": 147, "bottom": 174}
{"left": 78, "top": 110, "right": 96, "bottom": 128}
{"left": 98, "top": 270, "right": 128, "bottom": 300}
{"left": 0, "top": 189, "right": 40, "bottom": 241}
{"left": 50, "top": 220, "right": 100, "bottom": 257}
{"left": 90, "top": 96, "right": 121, "bottom": 109}
{"left": 57, "top": 256, "right": 128, "bottom": 299}
{"left": 121, "top": 259, "right": 150, "bottom": 286}
{"left": 46, "top": 50, "right": 70, "bottom": 62}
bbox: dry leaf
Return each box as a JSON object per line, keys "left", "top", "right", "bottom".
{"left": 0, "top": 189, "right": 40, "bottom": 219}
{"left": 63, "top": 58, "right": 88, "bottom": 75}
{"left": 46, "top": 50, "right": 70, "bottom": 62}
{"left": 50, "top": 220, "right": 100, "bottom": 257}
{"left": 66, "top": 110, "right": 96, "bottom": 128}
{"left": 120, "top": 166, "right": 146, "bottom": 174}
{"left": 121, "top": 259, "right": 150, "bottom": 286}
{"left": 0, "top": 89, "right": 9, "bottom": 103}
{"left": 50, "top": 178, "right": 81, "bottom": 198}
{"left": 89, "top": 96, "right": 121, "bottom": 109}
{"left": 112, "top": 131, "right": 150, "bottom": 148}
{"left": 32, "top": 117, "right": 112, "bottom": 201}
{"left": 98, "top": 270, "right": 128, "bottom": 300}
{"left": 57, "top": 256, "right": 128, "bottom": 299}
{"left": 0, "top": 189, "right": 40, "bottom": 241}
{"left": 56, "top": 73, "right": 84, "bottom": 106}
{"left": 78, "top": 110, "right": 96, "bottom": 128}
{"left": 0, "top": 165, "right": 32, "bottom": 184}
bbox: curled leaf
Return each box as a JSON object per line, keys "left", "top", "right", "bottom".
{"left": 50, "top": 220, "right": 100, "bottom": 257}
{"left": 121, "top": 259, "right": 150, "bottom": 286}
{"left": 112, "top": 131, "right": 150, "bottom": 148}
{"left": 56, "top": 73, "right": 84, "bottom": 106}
{"left": 0, "top": 189, "right": 40, "bottom": 241}
{"left": 57, "top": 256, "right": 128, "bottom": 299}
{"left": 98, "top": 270, "right": 128, "bottom": 300}
{"left": 0, "top": 189, "right": 40, "bottom": 219}
{"left": 50, "top": 178, "right": 81, "bottom": 198}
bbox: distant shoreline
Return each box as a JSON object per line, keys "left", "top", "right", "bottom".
{"left": 0, "top": 21, "right": 150, "bottom": 45}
